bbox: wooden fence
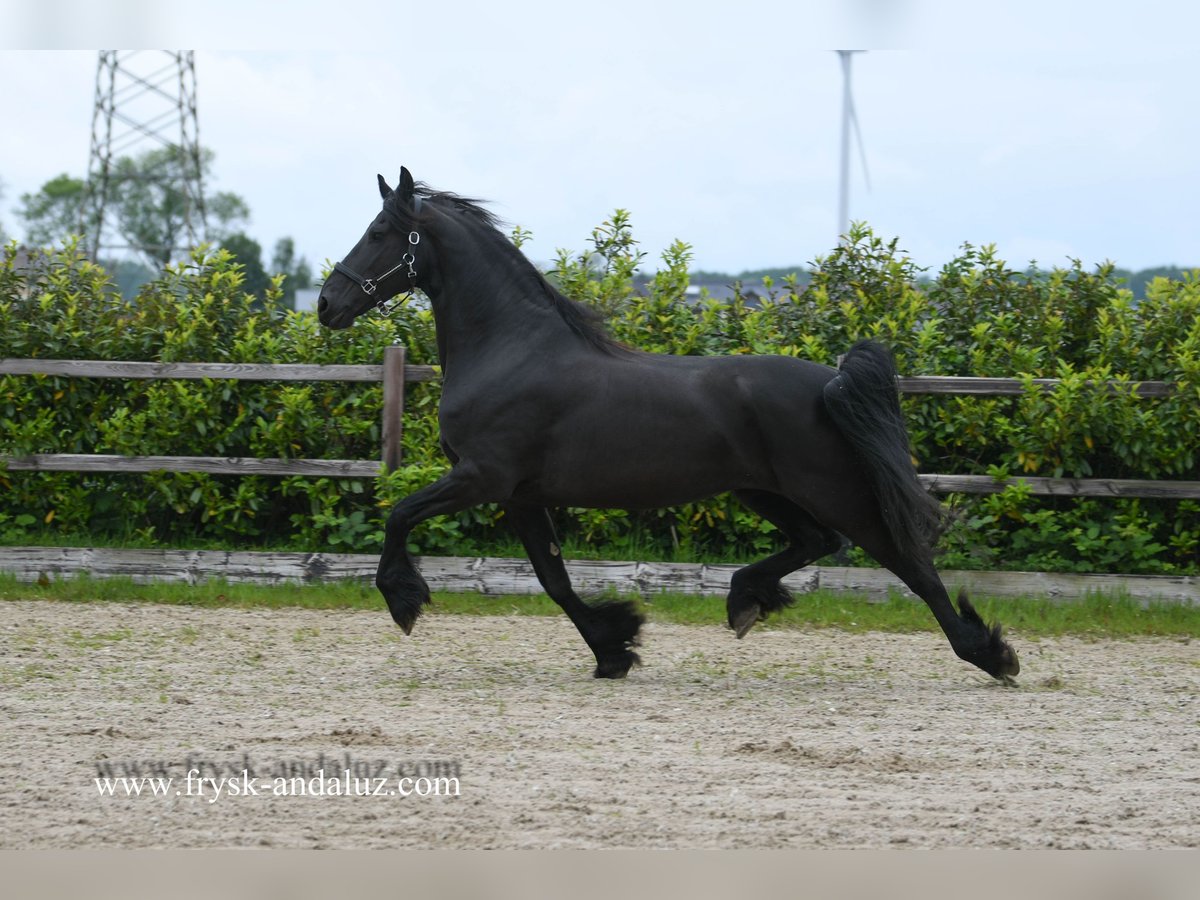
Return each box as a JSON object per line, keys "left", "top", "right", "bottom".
{"left": 2, "top": 352, "right": 1198, "bottom": 498}
{"left": 0, "top": 348, "right": 433, "bottom": 476}
{"left": 2, "top": 546, "right": 1196, "bottom": 604}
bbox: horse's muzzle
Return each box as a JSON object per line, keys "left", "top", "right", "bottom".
{"left": 317, "top": 294, "right": 353, "bottom": 329}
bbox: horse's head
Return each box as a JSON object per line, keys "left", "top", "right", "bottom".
{"left": 318, "top": 166, "right": 429, "bottom": 329}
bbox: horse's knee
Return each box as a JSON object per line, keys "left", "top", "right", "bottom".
{"left": 383, "top": 503, "right": 414, "bottom": 539}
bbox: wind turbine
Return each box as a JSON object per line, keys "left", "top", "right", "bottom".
{"left": 836, "top": 50, "right": 871, "bottom": 244}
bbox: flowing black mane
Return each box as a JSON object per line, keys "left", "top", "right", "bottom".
{"left": 386, "top": 185, "right": 630, "bottom": 356}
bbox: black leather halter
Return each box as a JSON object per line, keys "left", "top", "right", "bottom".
{"left": 333, "top": 195, "right": 423, "bottom": 314}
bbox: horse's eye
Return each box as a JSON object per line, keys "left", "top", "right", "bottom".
{"left": 369, "top": 229, "right": 385, "bottom": 242}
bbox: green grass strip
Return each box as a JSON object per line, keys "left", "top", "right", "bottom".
{"left": 1, "top": 573, "right": 1196, "bottom": 639}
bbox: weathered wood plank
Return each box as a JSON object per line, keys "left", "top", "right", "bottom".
{"left": 402, "top": 364, "right": 438, "bottom": 383}
{"left": 0, "top": 454, "right": 381, "bottom": 477}
{"left": 4, "top": 359, "right": 1172, "bottom": 394}
{"left": 1, "top": 548, "right": 1194, "bottom": 604}
{"left": 947, "top": 569, "right": 1200, "bottom": 603}
{"left": 817, "top": 566, "right": 1200, "bottom": 604}
{"left": 0, "top": 547, "right": 380, "bottom": 586}
{"left": 0, "top": 358, "right": 439, "bottom": 383}
{"left": 4, "top": 453, "right": 1198, "bottom": 497}
{"left": 919, "top": 474, "right": 1200, "bottom": 499}
{"left": 897, "top": 375, "right": 1174, "bottom": 398}
{"left": 381, "top": 345, "right": 406, "bottom": 471}
{"left": 1, "top": 359, "right": 381, "bottom": 381}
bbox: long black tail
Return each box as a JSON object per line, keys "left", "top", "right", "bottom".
{"left": 822, "top": 340, "right": 947, "bottom": 561}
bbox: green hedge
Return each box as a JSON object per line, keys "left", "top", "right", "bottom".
{"left": 2, "top": 225, "right": 1198, "bottom": 575}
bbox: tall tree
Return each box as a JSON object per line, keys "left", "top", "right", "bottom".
{"left": 270, "top": 237, "right": 312, "bottom": 309}
{"left": 219, "top": 232, "right": 269, "bottom": 298}
{"left": 17, "top": 174, "right": 85, "bottom": 247}
{"left": 108, "top": 146, "right": 248, "bottom": 267}
{"left": 17, "top": 147, "right": 248, "bottom": 267}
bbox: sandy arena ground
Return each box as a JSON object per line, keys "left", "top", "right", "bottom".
{"left": 0, "top": 599, "right": 1196, "bottom": 849}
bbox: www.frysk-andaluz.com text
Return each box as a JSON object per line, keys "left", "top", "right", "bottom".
{"left": 93, "top": 753, "right": 461, "bottom": 801}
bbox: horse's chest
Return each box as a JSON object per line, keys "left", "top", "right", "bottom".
{"left": 437, "top": 387, "right": 521, "bottom": 443}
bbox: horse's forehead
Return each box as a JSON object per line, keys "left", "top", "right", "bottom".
{"left": 380, "top": 196, "right": 410, "bottom": 225}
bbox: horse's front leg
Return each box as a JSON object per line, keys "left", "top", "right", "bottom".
{"left": 376, "top": 465, "right": 495, "bottom": 634}
{"left": 503, "top": 503, "right": 644, "bottom": 678}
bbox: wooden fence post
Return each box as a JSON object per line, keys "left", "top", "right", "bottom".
{"left": 381, "top": 345, "right": 406, "bottom": 472}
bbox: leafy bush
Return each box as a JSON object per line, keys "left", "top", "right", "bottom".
{"left": 2, "top": 225, "right": 1197, "bottom": 575}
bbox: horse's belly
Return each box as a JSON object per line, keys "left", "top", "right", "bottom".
{"left": 514, "top": 452, "right": 760, "bottom": 510}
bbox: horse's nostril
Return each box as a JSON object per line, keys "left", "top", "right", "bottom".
{"left": 317, "top": 295, "right": 328, "bottom": 314}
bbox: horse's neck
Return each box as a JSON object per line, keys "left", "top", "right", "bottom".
{"left": 430, "top": 239, "right": 575, "bottom": 373}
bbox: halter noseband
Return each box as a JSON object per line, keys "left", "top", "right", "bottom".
{"left": 333, "top": 194, "right": 423, "bottom": 315}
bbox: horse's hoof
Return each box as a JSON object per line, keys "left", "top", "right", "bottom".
{"left": 387, "top": 604, "right": 421, "bottom": 635}
{"left": 594, "top": 665, "right": 628, "bottom": 680}
{"left": 731, "top": 603, "right": 762, "bottom": 639}
{"left": 984, "top": 643, "right": 1020, "bottom": 680}
{"left": 593, "top": 650, "right": 640, "bottom": 679}
{"left": 1000, "top": 644, "right": 1020, "bottom": 677}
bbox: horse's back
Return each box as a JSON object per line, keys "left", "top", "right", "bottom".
{"left": 602, "top": 348, "right": 835, "bottom": 395}
{"left": 564, "top": 348, "right": 839, "bottom": 439}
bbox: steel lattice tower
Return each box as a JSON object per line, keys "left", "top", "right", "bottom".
{"left": 81, "top": 51, "right": 206, "bottom": 262}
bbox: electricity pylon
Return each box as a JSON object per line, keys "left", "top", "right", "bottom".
{"left": 81, "top": 50, "right": 206, "bottom": 262}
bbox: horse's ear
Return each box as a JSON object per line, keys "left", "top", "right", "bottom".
{"left": 399, "top": 167, "right": 415, "bottom": 200}
{"left": 377, "top": 174, "right": 393, "bottom": 199}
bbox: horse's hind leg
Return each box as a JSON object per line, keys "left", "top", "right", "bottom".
{"left": 800, "top": 486, "right": 1020, "bottom": 680}
{"left": 727, "top": 490, "right": 842, "bottom": 638}
{"left": 503, "top": 503, "right": 644, "bottom": 679}
{"left": 864, "top": 539, "right": 1020, "bottom": 680}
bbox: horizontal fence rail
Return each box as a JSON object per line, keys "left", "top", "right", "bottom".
{"left": 3, "top": 358, "right": 1171, "bottom": 394}
{"left": 919, "top": 474, "right": 1200, "bottom": 499}
{"left": 5, "top": 456, "right": 1198, "bottom": 499}
{"left": 2, "top": 454, "right": 382, "bottom": 478}
{"left": 2, "top": 348, "right": 419, "bottom": 472}
{"left": 2, "top": 355, "right": 1194, "bottom": 497}
{"left": 0, "top": 357, "right": 438, "bottom": 383}
{"left": 896, "top": 375, "right": 1175, "bottom": 398}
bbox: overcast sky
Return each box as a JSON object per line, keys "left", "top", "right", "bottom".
{"left": 1, "top": 0, "right": 1196, "bottom": 277}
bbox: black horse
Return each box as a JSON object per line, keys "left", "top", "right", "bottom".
{"left": 318, "top": 168, "right": 1019, "bottom": 683}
